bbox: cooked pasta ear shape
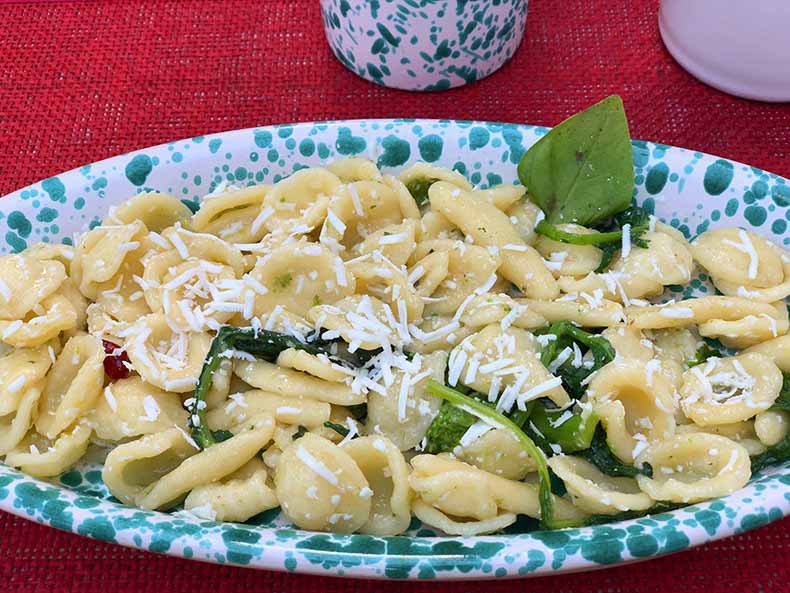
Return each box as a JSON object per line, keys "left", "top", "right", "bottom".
{"left": 587, "top": 359, "right": 676, "bottom": 462}
{"left": 0, "top": 344, "right": 54, "bottom": 416}
{"left": 0, "top": 383, "right": 42, "bottom": 456}
{"left": 412, "top": 499, "right": 516, "bottom": 536}
{"left": 408, "top": 314, "right": 475, "bottom": 354}
{"left": 102, "top": 426, "right": 199, "bottom": 505}
{"left": 327, "top": 157, "right": 382, "bottom": 183}
{"left": 5, "top": 421, "right": 92, "bottom": 478}
{"left": 449, "top": 324, "right": 569, "bottom": 409}
{"left": 160, "top": 226, "right": 245, "bottom": 275}
{"left": 698, "top": 301, "right": 788, "bottom": 349}
{"left": 308, "top": 294, "right": 405, "bottom": 350}
{"left": 191, "top": 184, "right": 269, "bottom": 244}
{"left": 416, "top": 210, "right": 460, "bottom": 242}
{"left": 456, "top": 428, "right": 538, "bottom": 480}
{"left": 276, "top": 348, "right": 349, "bottom": 382}
{"left": 274, "top": 433, "right": 372, "bottom": 533}
{"left": 205, "top": 389, "right": 331, "bottom": 430}
{"left": 535, "top": 224, "right": 603, "bottom": 277}
{"left": 745, "top": 333, "right": 790, "bottom": 372}
{"left": 754, "top": 410, "right": 789, "bottom": 447}
{"left": 518, "top": 296, "right": 624, "bottom": 328}
{"left": 409, "top": 454, "right": 585, "bottom": 523}
{"left": 88, "top": 377, "right": 189, "bottom": 442}
{"left": 635, "top": 433, "right": 750, "bottom": 503}
{"left": 250, "top": 241, "right": 355, "bottom": 318}
{"left": 365, "top": 351, "right": 446, "bottom": 451}
{"left": 691, "top": 228, "right": 790, "bottom": 302}
{"left": 411, "top": 239, "right": 500, "bottom": 317}
{"left": 122, "top": 313, "right": 212, "bottom": 392}
{"left": 548, "top": 455, "right": 654, "bottom": 515}
{"left": 107, "top": 192, "right": 193, "bottom": 232}
{"left": 675, "top": 421, "right": 766, "bottom": 456}
{"left": 429, "top": 182, "right": 558, "bottom": 299}
{"left": 470, "top": 184, "right": 527, "bottom": 212}
{"left": 35, "top": 334, "right": 104, "bottom": 439}
{"left": 627, "top": 295, "right": 786, "bottom": 330}
{"left": 0, "top": 294, "right": 78, "bottom": 348}
{"left": 602, "top": 325, "right": 654, "bottom": 361}
{"left": 75, "top": 220, "right": 147, "bottom": 298}
{"left": 342, "top": 436, "right": 412, "bottom": 536}
{"left": 184, "top": 458, "right": 279, "bottom": 522}
{"left": 261, "top": 168, "right": 341, "bottom": 234}
{"left": 0, "top": 254, "right": 66, "bottom": 321}
{"left": 136, "top": 414, "right": 275, "bottom": 510}
{"left": 380, "top": 175, "right": 422, "bottom": 221}
{"left": 679, "top": 352, "right": 782, "bottom": 425}
{"left": 347, "top": 256, "right": 424, "bottom": 322}
{"left": 234, "top": 359, "right": 366, "bottom": 405}
{"left": 397, "top": 162, "right": 472, "bottom": 194}
{"left": 349, "top": 220, "right": 417, "bottom": 267}
{"left": 646, "top": 327, "right": 700, "bottom": 386}
{"left": 505, "top": 198, "right": 544, "bottom": 245}
{"left": 458, "top": 293, "right": 546, "bottom": 330}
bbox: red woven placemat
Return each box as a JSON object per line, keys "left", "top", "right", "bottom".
{"left": 1, "top": 1, "right": 789, "bottom": 591}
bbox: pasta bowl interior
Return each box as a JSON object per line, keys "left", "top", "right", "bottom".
{"left": 0, "top": 116, "right": 788, "bottom": 580}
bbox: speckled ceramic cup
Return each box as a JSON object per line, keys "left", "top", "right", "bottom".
{"left": 320, "top": 0, "right": 529, "bottom": 91}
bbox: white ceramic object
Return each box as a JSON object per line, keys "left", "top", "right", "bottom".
{"left": 320, "top": 0, "right": 529, "bottom": 91}
{"left": 660, "top": 0, "right": 790, "bottom": 102}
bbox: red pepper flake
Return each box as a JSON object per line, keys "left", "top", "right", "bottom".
{"left": 102, "top": 339, "right": 131, "bottom": 381}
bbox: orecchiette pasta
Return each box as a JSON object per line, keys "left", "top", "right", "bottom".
{"left": 3, "top": 155, "right": 789, "bottom": 539}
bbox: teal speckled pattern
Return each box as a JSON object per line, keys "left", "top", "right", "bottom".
{"left": 320, "top": 1, "right": 529, "bottom": 91}
{"left": 0, "top": 119, "right": 788, "bottom": 579}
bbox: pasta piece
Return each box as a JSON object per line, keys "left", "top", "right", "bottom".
{"left": 136, "top": 414, "right": 275, "bottom": 510}
{"left": 456, "top": 428, "right": 538, "bottom": 480}
{"left": 5, "top": 421, "right": 92, "bottom": 478}
{"left": 408, "top": 250, "right": 449, "bottom": 298}
{"left": 675, "top": 421, "right": 766, "bottom": 456}
{"left": 276, "top": 348, "right": 348, "bottom": 382}
{"left": 409, "top": 454, "right": 585, "bottom": 523}
{"left": 0, "top": 254, "right": 66, "bottom": 320}
{"left": 184, "top": 458, "right": 279, "bottom": 522}
{"left": 459, "top": 293, "right": 546, "bottom": 330}
{"left": 505, "top": 199, "right": 544, "bottom": 245}
{"left": 57, "top": 278, "right": 89, "bottom": 332}
{"left": 754, "top": 410, "right": 789, "bottom": 447}
{"left": 88, "top": 377, "right": 189, "bottom": 442}
{"left": 429, "top": 182, "right": 558, "bottom": 299}
{"left": 206, "top": 389, "right": 331, "bottom": 430}
{"left": 416, "top": 210, "right": 460, "bottom": 242}
{"left": 408, "top": 314, "right": 475, "bottom": 354}
{"left": 0, "top": 294, "right": 78, "bottom": 347}
{"left": 161, "top": 226, "right": 245, "bottom": 275}
{"left": 602, "top": 325, "right": 654, "bottom": 362}
{"left": 380, "top": 175, "right": 421, "bottom": 221}
{"left": 0, "top": 344, "right": 54, "bottom": 416}
{"left": 250, "top": 241, "right": 355, "bottom": 318}
{"left": 679, "top": 353, "right": 782, "bottom": 425}
{"left": 646, "top": 327, "right": 700, "bottom": 386}
{"left": 343, "top": 436, "right": 412, "bottom": 536}
{"left": 698, "top": 301, "right": 788, "bottom": 349}
{"left": 122, "top": 314, "right": 212, "bottom": 392}
{"left": 691, "top": 228, "right": 790, "bottom": 302}
{"left": 261, "top": 168, "right": 341, "bottom": 234}
{"left": 559, "top": 230, "right": 693, "bottom": 302}
{"left": 535, "top": 224, "right": 603, "bottom": 277}
{"left": 365, "top": 351, "right": 446, "bottom": 450}
{"left": 308, "top": 294, "right": 406, "bottom": 351}
{"left": 204, "top": 358, "right": 233, "bottom": 409}
{"left": 449, "top": 324, "right": 570, "bottom": 408}
{"left": 548, "top": 455, "right": 653, "bottom": 515}
{"left": 274, "top": 433, "right": 371, "bottom": 533}
{"left": 349, "top": 220, "right": 417, "bottom": 267}
{"left": 587, "top": 359, "right": 676, "bottom": 462}
{"left": 35, "top": 334, "right": 104, "bottom": 439}
{"left": 191, "top": 185, "right": 269, "bottom": 244}
{"left": 327, "top": 157, "right": 381, "bottom": 182}
{"left": 635, "top": 433, "right": 750, "bottom": 503}
{"left": 412, "top": 499, "right": 516, "bottom": 536}
{"left": 347, "top": 256, "right": 424, "bottom": 322}
{"left": 234, "top": 360, "right": 366, "bottom": 405}
{"left": 102, "top": 427, "right": 199, "bottom": 505}
{"left": 518, "top": 296, "right": 624, "bottom": 328}
{"left": 744, "top": 334, "right": 790, "bottom": 372}
{"left": 411, "top": 239, "right": 500, "bottom": 317}
{"left": 23, "top": 243, "right": 75, "bottom": 269}
{"left": 0, "top": 384, "right": 42, "bottom": 456}
{"left": 397, "top": 162, "right": 472, "bottom": 194}
{"left": 107, "top": 191, "right": 192, "bottom": 231}
{"left": 470, "top": 184, "right": 527, "bottom": 212}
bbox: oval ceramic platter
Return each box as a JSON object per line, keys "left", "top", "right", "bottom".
{"left": 0, "top": 119, "right": 788, "bottom": 580}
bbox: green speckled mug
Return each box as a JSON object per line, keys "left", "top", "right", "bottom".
{"left": 320, "top": 0, "right": 529, "bottom": 91}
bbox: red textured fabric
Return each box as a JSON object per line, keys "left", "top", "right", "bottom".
{"left": 1, "top": 0, "right": 789, "bottom": 590}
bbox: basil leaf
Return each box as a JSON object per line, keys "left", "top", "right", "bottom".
{"left": 518, "top": 95, "right": 635, "bottom": 226}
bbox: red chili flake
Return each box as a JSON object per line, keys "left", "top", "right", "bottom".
{"left": 102, "top": 339, "right": 131, "bottom": 381}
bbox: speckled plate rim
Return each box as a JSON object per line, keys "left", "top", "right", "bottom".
{"left": 0, "top": 118, "right": 788, "bottom": 580}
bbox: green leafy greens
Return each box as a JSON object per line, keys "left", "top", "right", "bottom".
{"left": 517, "top": 95, "right": 635, "bottom": 227}
{"left": 526, "top": 401, "right": 598, "bottom": 454}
